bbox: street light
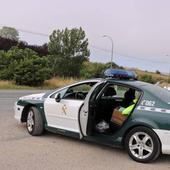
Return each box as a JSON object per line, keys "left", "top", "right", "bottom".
{"left": 102, "top": 35, "right": 114, "bottom": 68}
{"left": 165, "top": 54, "right": 170, "bottom": 77}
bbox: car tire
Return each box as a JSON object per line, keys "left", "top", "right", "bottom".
{"left": 125, "top": 126, "right": 161, "bottom": 163}
{"left": 26, "top": 107, "right": 44, "bottom": 136}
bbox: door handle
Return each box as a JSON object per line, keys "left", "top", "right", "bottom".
{"left": 83, "top": 110, "right": 88, "bottom": 116}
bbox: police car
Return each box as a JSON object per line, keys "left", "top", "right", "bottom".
{"left": 14, "top": 69, "right": 170, "bottom": 163}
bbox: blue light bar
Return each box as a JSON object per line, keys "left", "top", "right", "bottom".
{"left": 104, "top": 69, "right": 137, "bottom": 80}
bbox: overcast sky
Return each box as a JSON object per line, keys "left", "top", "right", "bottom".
{"left": 1, "top": 0, "right": 170, "bottom": 73}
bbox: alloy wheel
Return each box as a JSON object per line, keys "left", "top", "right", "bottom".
{"left": 27, "top": 111, "right": 34, "bottom": 132}
{"left": 129, "top": 132, "right": 153, "bottom": 159}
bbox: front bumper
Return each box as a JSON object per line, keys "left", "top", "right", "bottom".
{"left": 154, "top": 129, "right": 170, "bottom": 154}
{"left": 14, "top": 102, "right": 24, "bottom": 122}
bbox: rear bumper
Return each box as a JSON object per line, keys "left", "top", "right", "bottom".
{"left": 153, "top": 129, "right": 170, "bottom": 154}
{"left": 14, "top": 102, "right": 24, "bottom": 122}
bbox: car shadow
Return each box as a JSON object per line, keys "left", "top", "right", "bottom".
{"left": 43, "top": 131, "right": 170, "bottom": 164}
{"left": 156, "top": 154, "right": 170, "bottom": 163}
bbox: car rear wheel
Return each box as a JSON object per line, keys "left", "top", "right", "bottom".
{"left": 125, "top": 126, "right": 161, "bottom": 163}
{"left": 26, "top": 107, "right": 44, "bottom": 136}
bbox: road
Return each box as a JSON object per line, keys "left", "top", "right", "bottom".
{"left": 0, "top": 90, "right": 170, "bottom": 170}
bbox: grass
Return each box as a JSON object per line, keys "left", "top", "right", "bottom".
{"left": 0, "top": 71, "right": 169, "bottom": 90}
{"left": 133, "top": 69, "right": 169, "bottom": 81}
{"left": 43, "top": 77, "right": 79, "bottom": 89}
{"left": 0, "top": 77, "right": 79, "bottom": 90}
{"left": 0, "top": 80, "right": 36, "bottom": 89}
{"left": 126, "top": 68, "right": 170, "bottom": 87}
{"left": 126, "top": 68, "right": 169, "bottom": 82}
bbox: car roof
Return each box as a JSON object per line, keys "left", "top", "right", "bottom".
{"left": 106, "top": 79, "right": 150, "bottom": 89}
{"left": 106, "top": 78, "right": 168, "bottom": 93}
{"left": 83, "top": 78, "right": 155, "bottom": 90}
{"left": 106, "top": 79, "right": 170, "bottom": 103}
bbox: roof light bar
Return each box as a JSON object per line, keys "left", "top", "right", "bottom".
{"left": 104, "top": 69, "right": 137, "bottom": 80}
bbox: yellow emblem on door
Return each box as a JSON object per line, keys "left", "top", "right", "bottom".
{"left": 62, "top": 105, "right": 67, "bottom": 115}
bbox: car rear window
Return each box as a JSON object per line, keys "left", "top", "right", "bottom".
{"left": 143, "top": 84, "right": 170, "bottom": 104}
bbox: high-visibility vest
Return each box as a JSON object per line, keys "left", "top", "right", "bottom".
{"left": 122, "top": 99, "right": 137, "bottom": 115}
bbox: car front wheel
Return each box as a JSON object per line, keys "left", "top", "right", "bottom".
{"left": 26, "top": 107, "right": 44, "bottom": 136}
{"left": 125, "top": 126, "right": 161, "bottom": 163}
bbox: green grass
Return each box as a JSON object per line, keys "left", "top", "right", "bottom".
{"left": 0, "top": 72, "right": 169, "bottom": 90}
{"left": 0, "top": 77, "right": 79, "bottom": 90}
{"left": 0, "top": 80, "right": 36, "bottom": 90}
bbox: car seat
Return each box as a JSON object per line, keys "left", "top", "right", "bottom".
{"left": 122, "top": 89, "right": 135, "bottom": 107}
{"left": 104, "top": 86, "right": 117, "bottom": 97}
{"left": 97, "top": 87, "right": 117, "bottom": 123}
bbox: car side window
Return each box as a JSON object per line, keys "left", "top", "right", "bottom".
{"left": 100, "top": 83, "right": 141, "bottom": 108}
{"left": 62, "top": 82, "right": 96, "bottom": 100}
{"left": 115, "top": 85, "right": 129, "bottom": 98}
{"left": 101, "top": 85, "right": 128, "bottom": 98}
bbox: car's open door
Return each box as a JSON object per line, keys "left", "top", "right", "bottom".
{"left": 79, "top": 81, "right": 105, "bottom": 138}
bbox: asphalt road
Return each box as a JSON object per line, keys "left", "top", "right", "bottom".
{"left": 0, "top": 90, "right": 170, "bottom": 170}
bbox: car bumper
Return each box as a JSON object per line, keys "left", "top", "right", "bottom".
{"left": 14, "top": 102, "right": 24, "bottom": 122}
{"left": 154, "top": 129, "right": 170, "bottom": 154}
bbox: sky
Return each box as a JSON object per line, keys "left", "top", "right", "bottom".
{"left": 1, "top": 0, "right": 170, "bottom": 73}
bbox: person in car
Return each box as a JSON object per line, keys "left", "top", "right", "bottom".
{"left": 120, "top": 98, "right": 138, "bottom": 115}
{"left": 122, "top": 89, "right": 135, "bottom": 107}
{"left": 110, "top": 96, "right": 138, "bottom": 127}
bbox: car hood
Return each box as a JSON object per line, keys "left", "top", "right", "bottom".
{"left": 19, "top": 93, "right": 45, "bottom": 101}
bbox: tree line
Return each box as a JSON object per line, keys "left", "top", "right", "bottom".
{"left": 0, "top": 26, "right": 119, "bottom": 86}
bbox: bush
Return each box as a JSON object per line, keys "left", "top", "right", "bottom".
{"left": 0, "top": 47, "right": 52, "bottom": 86}
{"left": 14, "top": 57, "right": 52, "bottom": 86}
{"left": 139, "top": 74, "right": 156, "bottom": 84}
{"left": 156, "top": 70, "right": 161, "bottom": 74}
{"left": 168, "top": 78, "right": 170, "bottom": 83}
{"left": 80, "top": 61, "right": 120, "bottom": 79}
{"left": 80, "top": 62, "right": 107, "bottom": 78}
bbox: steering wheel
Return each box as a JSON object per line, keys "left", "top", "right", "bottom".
{"left": 75, "top": 92, "right": 85, "bottom": 100}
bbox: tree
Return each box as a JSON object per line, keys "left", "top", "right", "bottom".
{"left": 0, "top": 26, "right": 19, "bottom": 41}
{"left": 48, "top": 27, "right": 90, "bottom": 77}
{"left": 0, "top": 36, "right": 49, "bottom": 55}
{"left": 0, "top": 47, "right": 52, "bottom": 86}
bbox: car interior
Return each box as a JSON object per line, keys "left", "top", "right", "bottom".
{"left": 90, "top": 84, "right": 141, "bottom": 135}
{"left": 50, "top": 82, "right": 97, "bottom": 100}
{"left": 62, "top": 82, "right": 97, "bottom": 100}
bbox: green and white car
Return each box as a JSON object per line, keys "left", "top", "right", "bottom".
{"left": 14, "top": 69, "right": 170, "bottom": 163}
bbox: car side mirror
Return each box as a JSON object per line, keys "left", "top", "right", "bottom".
{"left": 55, "top": 93, "right": 61, "bottom": 102}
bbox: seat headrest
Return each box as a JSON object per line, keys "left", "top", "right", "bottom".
{"left": 124, "top": 89, "right": 135, "bottom": 99}
{"left": 104, "top": 87, "right": 116, "bottom": 96}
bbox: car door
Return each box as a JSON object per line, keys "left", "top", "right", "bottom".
{"left": 44, "top": 81, "right": 98, "bottom": 134}
{"left": 79, "top": 81, "right": 105, "bottom": 137}
{"left": 44, "top": 88, "right": 69, "bottom": 130}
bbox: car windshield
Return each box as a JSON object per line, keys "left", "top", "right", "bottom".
{"left": 43, "top": 90, "right": 55, "bottom": 98}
